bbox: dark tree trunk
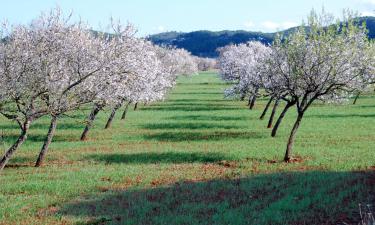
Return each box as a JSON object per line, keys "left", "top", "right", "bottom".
{"left": 80, "top": 105, "right": 101, "bottom": 141}
{"left": 35, "top": 115, "right": 58, "bottom": 167}
{"left": 240, "top": 93, "right": 245, "bottom": 101}
{"left": 353, "top": 92, "right": 360, "bottom": 105}
{"left": 105, "top": 103, "right": 122, "bottom": 129}
{"left": 121, "top": 102, "right": 131, "bottom": 120}
{"left": 260, "top": 97, "right": 274, "bottom": 120}
{"left": 271, "top": 101, "right": 295, "bottom": 137}
{"left": 247, "top": 96, "right": 252, "bottom": 106}
{"left": 249, "top": 95, "right": 257, "bottom": 110}
{"left": 133, "top": 102, "right": 138, "bottom": 111}
{"left": 267, "top": 99, "right": 279, "bottom": 128}
{"left": 284, "top": 113, "right": 304, "bottom": 162}
{"left": 0, "top": 120, "right": 31, "bottom": 170}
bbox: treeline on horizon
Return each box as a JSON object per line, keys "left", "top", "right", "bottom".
{"left": 148, "top": 16, "right": 375, "bottom": 58}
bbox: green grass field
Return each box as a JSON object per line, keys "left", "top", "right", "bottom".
{"left": 0, "top": 72, "right": 374, "bottom": 225}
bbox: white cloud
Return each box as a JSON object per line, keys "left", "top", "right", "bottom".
{"left": 261, "top": 21, "right": 280, "bottom": 30}
{"left": 261, "top": 21, "right": 298, "bottom": 31}
{"left": 151, "top": 25, "right": 167, "bottom": 34}
{"left": 281, "top": 21, "right": 299, "bottom": 29}
{"left": 244, "top": 21, "right": 255, "bottom": 28}
{"left": 156, "top": 25, "right": 166, "bottom": 32}
{"left": 361, "top": 0, "right": 375, "bottom": 5}
{"left": 361, "top": 11, "right": 375, "bottom": 16}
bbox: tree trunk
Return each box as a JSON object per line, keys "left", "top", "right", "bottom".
{"left": 247, "top": 96, "right": 252, "bottom": 106}
{"left": 80, "top": 105, "right": 101, "bottom": 141}
{"left": 271, "top": 102, "right": 294, "bottom": 137}
{"left": 249, "top": 95, "right": 257, "bottom": 110}
{"left": 284, "top": 113, "right": 304, "bottom": 162}
{"left": 105, "top": 103, "right": 122, "bottom": 129}
{"left": 249, "top": 89, "right": 260, "bottom": 109}
{"left": 260, "top": 97, "right": 274, "bottom": 120}
{"left": 121, "top": 102, "right": 131, "bottom": 120}
{"left": 35, "top": 116, "right": 58, "bottom": 167}
{"left": 133, "top": 102, "right": 138, "bottom": 111}
{"left": 240, "top": 93, "right": 245, "bottom": 101}
{"left": 0, "top": 120, "right": 31, "bottom": 170}
{"left": 353, "top": 92, "right": 360, "bottom": 105}
{"left": 267, "top": 99, "right": 279, "bottom": 128}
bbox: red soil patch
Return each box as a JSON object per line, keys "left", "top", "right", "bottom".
{"left": 288, "top": 155, "right": 305, "bottom": 163}
{"left": 110, "top": 175, "right": 143, "bottom": 190}
{"left": 97, "top": 186, "right": 109, "bottom": 192}
{"left": 36, "top": 205, "right": 60, "bottom": 218}
{"left": 150, "top": 175, "right": 177, "bottom": 187}
{"left": 218, "top": 160, "right": 238, "bottom": 168}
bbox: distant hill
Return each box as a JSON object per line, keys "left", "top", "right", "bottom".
{"left": 148, "top": 17, "right": 375, "bottom": 58}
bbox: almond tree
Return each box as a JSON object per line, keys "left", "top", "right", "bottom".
{"left": 258, "top": 43, "right": 297, "bottom": 136}
{"left": 194, "top": 57, "right": 216, "bottom": 71}
{"left": 266, "top": 10, "right": 373, "bottom": 162}
{"left": 218, "top": 42, "right": 270, "bottom": 109}
{"left": 0, "top": 23, "right": 46, "bottom": 170}
{"left": 116, "top": 46, "right": 198, "bottom": 124}
{"left": 33, "top": 10, "right": 113, "bottom": 167}
{"left": 102, "top": 39, "right": 166, "bottom": 129}
{"left": 0, "top": 8, "right": 113, "bottom": 169}
{"left": 80, "top": 27, "right": 159, "bottom": 139}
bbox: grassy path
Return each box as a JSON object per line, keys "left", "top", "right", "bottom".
{"left": 0, "top": 72, "right": 374, "bottom": 224}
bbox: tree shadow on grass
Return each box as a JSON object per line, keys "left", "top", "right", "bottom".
{"left": 167, "top": 99, "right": 232, "bottom": 103}
{"left": 178, "top": 82, "right": 228, "bottom": 86}
{"left": 355, "top": 105, "right": 375, "bottom": 108}
{"left": 159, "top": 103, "right": 228, "bottom": 107}
{"left": 143, "top": 131, "right": 265, "bottom": 142}
{"left": 166, "top": 115, "right": 248, "bottom": 121}
{"left": 173, "top": 92, "right": 224, "bottom": 95}
{"left": 86, "top": 152, "right": 228, "bottom": 164}
{"left": 58, "top": 170, "right": 375, "bottom": 225}
{"left": 307, "top": 113, "right": 375, "bottom": 119}
{"left": 142, "top": 122, "right": 244, "bottom": 130}
{"left": 140, "top": 105, "right": 239, "bottom": 112}
{"left": 1, "top": 133, "right": 79, "bottom": 143}
{"left": 0, "top": 122, "right": 84, "bottom": 131}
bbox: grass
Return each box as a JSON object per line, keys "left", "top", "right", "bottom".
{"left": 0, "top": 71, "right": 374, "bottom": 225}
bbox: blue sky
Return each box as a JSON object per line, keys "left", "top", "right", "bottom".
{"left": 0, "top": 0, "right": 374, "bottom": 36}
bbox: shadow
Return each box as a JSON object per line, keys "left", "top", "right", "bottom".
{"left": 356, "top": 105, "right": 375, "bottom": 108}
{"left": 29, "top": 122, "right": 85, "bottom": 130}
{"left": 178, "top": 82, "right": 228, "bottom": 86}
{"left": 173, "top": 92, "right": 224, "bottom": 95}
{"left": 1, "top": 133, "right": 79, "bottom": 143}
{"left": 166, "top": 99, "right": 231, "bottom": 103}
{"left": 143, "top": 131, "right": 264, "bottom": 142}
{"left": 0, "top": 124, "right": 20, "bottom": 130}
{"left": 167, "top": 115, "right": 248, "bottom": 121}
{"left": 4, "top": 163, "right": 31, "bottom": 168}
{"left": 8, "top": 156, "right": 33, "bottom": 164}
{"left": 0, "top": 121, "right": 85, "bottom": 131}
{"left": 87, "top": 152, "right": 228, "bottom": 164}
{"left": 307, "top": 113, "right": 375, "bottom": 119}
{"left": 58, "top": 170, "right": 375, "bottom": 225}
{"left": 140, "top": 105, "right": 239, "bottom": 112}
{"left": 159, "top": 103, "right": 228, "bottom": 107}
{"left": 142, "top": 122, "right": 243, "bottom": 130}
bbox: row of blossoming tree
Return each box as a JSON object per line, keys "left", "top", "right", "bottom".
{"left": 219, "top": 10, "right": 375, "bottom": 162}
{"left": 0, "top": 8, "right": 199, "bottom": 170}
